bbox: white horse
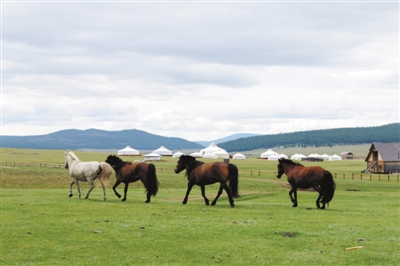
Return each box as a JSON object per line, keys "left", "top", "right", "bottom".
{"left": 64, "top": 151, "right": 113, "bottom": 201}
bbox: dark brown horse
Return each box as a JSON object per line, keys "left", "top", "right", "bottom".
{"left": 105, "top": 155, "right": 159, "bottom": 202}
{"left": 276, "top": 158, "right": 336, "bottom": 209}
{"left": 174, "top": 155, "right": 240, "bottom": 207}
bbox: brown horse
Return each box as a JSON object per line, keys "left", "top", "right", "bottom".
{"left": 174, "top": 155, "right": 240, "bottom": 207}
{"left": 276, "top": 158, "right": 336, "bottom": 209}
{"left": 105, "top": 155, "right": 159, "bottom": 202}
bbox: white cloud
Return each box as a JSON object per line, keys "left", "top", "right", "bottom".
{"left": 1, "top": 1, "right": 399, "bottom": 141}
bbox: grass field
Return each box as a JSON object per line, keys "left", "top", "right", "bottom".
{"left": 1, "top": 148, "right": 399, "bottom": 265}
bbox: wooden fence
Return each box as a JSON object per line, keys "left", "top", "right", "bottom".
{"left": 1, "top": 161, "right": 399, "bottom": 181}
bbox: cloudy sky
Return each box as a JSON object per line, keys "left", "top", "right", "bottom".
{"left": 2, "top": 1, "right": 399, "bottom": 141}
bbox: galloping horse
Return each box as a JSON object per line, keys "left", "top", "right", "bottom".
{"left": 105, "top": 155, "right": 159, "bottom": 202}
{"left": 276, "top": 158, "right": 336, "bottom": 209}
{"left": 64, "top": 151, "right": 113, "bottom": 201}
{"left": 174, "top": 155, "right": 240, "bottom": 207}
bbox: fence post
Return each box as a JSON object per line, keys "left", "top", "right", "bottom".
{"left": 370, "top": 175, "right": 372, "bottom": 181}
{"left": 258, "top": 171, "right": 260, "bottom": 176}
{"left": 352, "top": 173, "right": 354, "bottom": 180}
{"left": 343, "top": 173, "right": 345, "bottom": 179}
{"left": 388, "top": 175, "right": 390, "bottom": 181}
{"left": 335, "top": 173, "right": 337, "bottom": 179}
{"left": 251, "top": 170, "right": 252, "bottom": 176}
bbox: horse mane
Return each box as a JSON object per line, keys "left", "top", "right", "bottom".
{"left": 67, "top": 151, "right": 79, "bottom": 161}
{"left": 185, "top": 160, "right": 204, "bottom": 177}
{"left": 280, "top": 158, "right": 304, "bottom": 167}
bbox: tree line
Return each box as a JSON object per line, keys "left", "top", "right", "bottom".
{"left": 218, "top": 123, "right": 400, "bottom": 152}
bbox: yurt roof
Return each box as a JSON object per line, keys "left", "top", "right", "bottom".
{"left": 190, "top": 151, "right": 203, "bottom": 158}
{"left": 261, "top": 149, "right": 278, "bottom": 157}
{"left": 200, "top": 142, "right": 227, "bottom": 154}
{"left": 152, "top": 146, "right": 172, "bottom": 155}
{"left": 172, "top": 151, "right": 184, "bottom": 158}
{"left": 118, "top": 145, "right": 139, "bottom": 155}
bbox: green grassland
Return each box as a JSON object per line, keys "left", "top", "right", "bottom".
{"left": 1, "top": 148, "right": 399, "bottom": 265}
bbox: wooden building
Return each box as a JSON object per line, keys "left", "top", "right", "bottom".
{"left": 340, "top": 152, "right": 353, "bottom": 159}
{"left": 364, "top": 142, "right": 400, "bottom": 174}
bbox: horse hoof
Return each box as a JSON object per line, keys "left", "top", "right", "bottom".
{"left": 69, "top": 194, "right": 73, "bottom": 198}
{"left": 121, "top": 199, "right": 126, "bottom": 202}
{"left": 211, "top": 202, "right": 216, "bottom": 206}
{"left": 182, "top": 201, "right": 187, "bottom": 205}
{"left": 292, "top": 204, "right": 298, "bottom": 207}
{"left": 230, "top": 204, "right": 235, "bottom": 208}
{"left": 145, "top": 200, "right": 150, "bottom": 203}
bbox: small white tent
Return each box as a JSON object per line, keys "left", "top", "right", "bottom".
{"left": 190, "top": 151, "right": 203, "bottom": 158}
{"left": 213, "top": 150, "right": 230, "bottom": 159}
{"left": 152, "top": 146, "right": 172, "bottom": 156}
{"left": 200, "top": 142, "right": 227, "bottom": 156}
{"left": 118, "top": 146, "right": 140, "bottom": 156}
{"left": 172, "top": 151, "right": 184, "bottom": 158}
{"left": 233, "top": 153, "right": 246, "bottom": 160}
{"left": 268, "top": 154, "right": 281, "bottom": 161}
{"left": 144, "top": 153, "right": 161, "bottom": 161}
{"left": 260, "top": 149, "right": 278, "bottom": 159}
{"left": 291, "top": 154, "right": 307, "bottom": 161}
{"left": 203, "top": 153, "right": 218, "bottom": 159}
{"left": 329, "top": 154, "right": 342, "bottom": 161}
{"left": 279, "top": 153, "right": 288, "bottom": 159}
{"left": 321, "top": 154, "right": 330, "bottom": 160}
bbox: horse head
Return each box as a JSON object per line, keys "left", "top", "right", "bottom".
{"left": 276, "top": 159, "right": 285, "bottom": 179}
{"left": 174, "top": 155, "right": 196, "bottom": 174}
{"left": 105, "top": 154, "right": 122, "bottom": 167}
{"left": 64, "top": 152, "right": 70, "bottom": 169}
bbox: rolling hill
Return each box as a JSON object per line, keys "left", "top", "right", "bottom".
{"left": 0, "top": 129, "right": 204, "bottom": 150}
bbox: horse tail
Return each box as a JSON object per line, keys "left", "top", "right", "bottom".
{"left": 321, "top": 170, "right": 336, "bottom": 204}
{"left": 227, "top": 164, "right": 240, "bottom": 198}
{"left": 145, "top": 163, "right": 159, "bottom": 196}
{"left": 96, "top": 162, "right": 113, "bottom": 189}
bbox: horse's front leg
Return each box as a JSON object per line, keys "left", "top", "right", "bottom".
{"left": 183, "top": 181, "right": 195, "bottom": 205}
{"left": 211, "top": 185, "right": 224, "bottom": 206}
{"left": 69, "top": 180, "right": 75, "bottom": 198}
{"left": 85, "top": 180, "right": 95, "bottom": 199}
{"left": 289, "top": 188, "right": 298, "bottom": 207}
{"left": 113, "top": 180, "right": 122, "bottom": 199}
{"left": 122, "top": 182, "right": 129, "bottom": 201}
{"left": 200, "top": 185, "right": 209, "bottom": 205}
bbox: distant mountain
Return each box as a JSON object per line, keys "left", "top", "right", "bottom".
{"left": 1, "top": 129, "right": 204, "bottom": 150}
{"left": 218, "top": 123, "right": 400, "bottom": 152}
{"left": 195, "top": 133, "right": 261, "bottom": 147}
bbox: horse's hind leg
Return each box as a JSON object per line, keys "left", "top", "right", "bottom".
{"left": 122, "top": 183, "right": 129, "bottom": 201}
{"left": 76, "top": 180, "right": 82, "bottom": 199}
{"left": 211, "top": 185, "right": 223, "bottom": 206}
{"left": 200, "top": 185, "right": 210, "bottom": 205}
{"left": 85, "top": 180, "right": 95, "bottom": 199}
{"left": 313, "top": 186, "right": 322, "bottom": 209}
{"left": 222, "top": 184, "right": 235, "bottom": 207}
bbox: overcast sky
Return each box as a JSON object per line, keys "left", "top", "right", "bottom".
{"left": 1, "top": 1, "right": 399, "bottom": 141}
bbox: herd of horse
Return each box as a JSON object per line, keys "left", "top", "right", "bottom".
{"left": 64, "top": 151, "right": 336, "bottom": 209}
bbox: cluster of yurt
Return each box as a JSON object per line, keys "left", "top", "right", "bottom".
{"left": 260, "top": 149, "right": 342, "bottom": 161}
{"left": 143, "top": 146, "right": 173, "bottom": 161}
{"left": 260, "top": 149, "right": 288, "bottom": 161}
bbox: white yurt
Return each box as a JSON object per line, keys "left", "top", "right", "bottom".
{"left": 308, "top": 153, "right": 322, "bottom": 159}
{"left": 279, "top": 153, "right": 288, "bottom": 159}
{"left": 268, "top": 154, "right": 281, "bottom": 161}
{"left": 152, "top": 146, "right": 172, "bottom": 156}
{"left": 232, "top": 153, "right": 246, "bottom": 160}
{"left": 200, "top": 142, "right": 227, "bottom": 157}
{"left": 203, "top": 153, "right": 218, "bottom": 159}
{"left": 144, "top": 153, "right": 161, "bottom": 161}
{"left": 213, "top": 150, "right": 230, "bottom": 159}
{"left": 260, "top": 149, "right": 278, "bottom": 159}
{"left": 118, "top": 146, "right": 140, "bottom": 156}
{"left": 291, "top": 153, "right": 307, "bottom": 161}
{"left": 321, "top": 154, "right": 330, "bottom": 160}
{"left": 329, "top": 154, "right": 342, "bottom": 161}
{"left": 291, "top": 153, "right": 300, "bottom": 160}
{"left": 190, "top": 151, "right": 203, "bottom": 158}
{"left": 172, "top": 151, "right": 184, "bottom": 158}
